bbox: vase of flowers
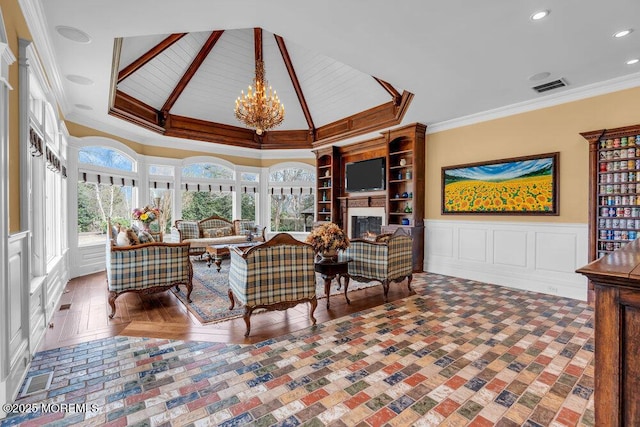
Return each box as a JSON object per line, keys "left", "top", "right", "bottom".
{"left": 132, "top": 206, "right": 160, "bottom": 231}
{"left": 305, "top": 222, "right": 350, "bottom": 262}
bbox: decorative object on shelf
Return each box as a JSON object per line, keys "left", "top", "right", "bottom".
{"left": 397, "top": 171, "right": 403, "bottom": 180}
{"left": 404, "top": 203, "right": 412, "bottom": 213}
{"left": 406, "top": 169, "right": 412, "bottom": 179}
{"left": 132, "top": 206, "right": 160, "bottom": 231}
{"left": 402, "top": 218, "right": 410, "bottom": 225}
{"left": 234, "top": 58, "right": 284, "bottom": 135}
{"left": 442, "top": 152, "right": 559, "bottom": 214}
{"left": 400, "top": 158, "right": 407, "bottom": 166}
{"left": 402, "top": 192, "right": 409, "bottom": 198}
{"left": 305, "top": 222, "right": 350, "bottom": 262}
{"left": 325, "top": 169, "right": 330, "bottom": 177}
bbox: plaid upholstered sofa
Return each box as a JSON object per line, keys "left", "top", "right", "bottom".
{"left": 343, "top": 228, "right": 413, "bottom": 302}
{"left": 106, "top": 237, "right": 193, "bottom": 319}
{"left": 228, "top": 233, "right": 317, "bottom": 337}
{"left": 171, "top": 215, "right": 266, "bottom": 256}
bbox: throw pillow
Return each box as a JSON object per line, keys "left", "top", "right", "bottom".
{"left": 116, "top": 230, "right": 130, "bottom": 246}
{"left": 126, "top": 228, "right": 140, "bottom": 245}
{"left": 138, "top": 230, "right": 155, "bottom": 244}
{"left": 203, "top": 226, "right": 233, "bottom": 238}
{"left": 177, "top": 221, "right": 199, "bottom": 240}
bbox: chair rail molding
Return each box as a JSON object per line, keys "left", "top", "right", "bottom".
{"left": 425, "top": 219, "right": 589, "bottom": 301}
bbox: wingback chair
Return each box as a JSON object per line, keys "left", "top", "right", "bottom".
{"left": 228, "top": 233, "right": 317, "bottom": 337}
{"left": 343, "top": 228, "right": 413, "bottom": 301}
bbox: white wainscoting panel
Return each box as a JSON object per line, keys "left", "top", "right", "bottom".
{"left": 71, "top": 244, "right": 107, "bottom": 278}
{"left": 535, "top": 232, "right": 576, "bottom": 273}
{"left": 458, "top": 228, "right": 487, "bottom": 262}
{"left": 493, "top": 230, "right": 527, "bottom": 267}
{"left": 425, "top": 220, "right": 589, "bottom": 301}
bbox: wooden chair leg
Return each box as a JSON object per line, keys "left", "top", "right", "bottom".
{"left": 382, "top": 279, "right": 390, "bottom": 302}
{"left": 407, "top": 274, "right": 413, "bottom": 292}
{"left": 108, "top": 291, "right": 117, "bottom": 319}
{"left": 309, "top": 297, "right": 318, "bottom": 325}
{"left": 243, "top": 306, "right": 253, "bottom": 337}
{"left": 228, "top": 289, "right": 236, "bottom": 310}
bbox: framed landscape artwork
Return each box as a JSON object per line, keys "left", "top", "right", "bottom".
{"left": 442, "top": 152, "right": 559, "bottom": 215}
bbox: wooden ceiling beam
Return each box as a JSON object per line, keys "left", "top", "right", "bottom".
{"left": 254, "top": 28, "right": 262, "bottom": 62}
{"left": 274, "top": 34, "right": 315, "bottom": 134}
{"left": 118, "top": 33, "right": 187, "bottom": 83}
{"left": 160, "top": 30, "right": 224, "bottom": 116}
{"left": 373, "top": 76, "right": 402, "bottom": 106}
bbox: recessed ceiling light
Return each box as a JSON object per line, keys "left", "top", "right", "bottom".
{"left": 66, "top": 75, "right": 94, "bottom": 85}
{"left": 613, "top": 29, "right": 633, "bottom": 38}
{"left": 529, "top": 72, "right": 551, "bottom": 82}
{"left": 55, "top": 26, "right": 91, "bottom": 43}
{"left": 530, "top": 10, "right": 549, "bottom": 21}
{"left": 627, "top": 58, "right": 639, "bottom": 65}
{"left": 75, "top": 104, "right": 93, "bottom": 111}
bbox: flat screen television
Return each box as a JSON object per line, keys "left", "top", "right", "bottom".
{"left": 345, "top": 157, "right": 386, "bottom": 192}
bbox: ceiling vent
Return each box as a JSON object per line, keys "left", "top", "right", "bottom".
{"left": 532, "top": 78, "right": 568, "bottom": 93}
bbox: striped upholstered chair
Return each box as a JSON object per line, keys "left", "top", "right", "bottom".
{"left": 343, "top": 228, "right": 413, "bottom": 302}
{"left": 228, "top": 233, "right": 317, "bottom": 337}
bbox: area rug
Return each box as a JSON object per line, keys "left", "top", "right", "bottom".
{"left": 173, "top": 258, "right": 379, "bottom": 324}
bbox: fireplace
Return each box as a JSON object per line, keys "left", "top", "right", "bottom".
{"left": 352, "top": 216, "right": 382, "bottom": 239}
{"left": 347, "top": 207, "right": 386, "bottom": 238}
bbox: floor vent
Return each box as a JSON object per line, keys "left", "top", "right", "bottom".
{"left": 59, "top": 303, "right": 71, "bottom": 310}
{"left": 532, "top": 78, "right": 568, "bottom": 93}
{"left": 21, "top": 372, "right": 53, "bottom": 397}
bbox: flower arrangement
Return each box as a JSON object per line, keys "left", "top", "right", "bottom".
{"left": 132, "top": 206, "right": 160, "bottom": 224}
{"left": 305, "top": 222, "right": 350, "bottom": 254}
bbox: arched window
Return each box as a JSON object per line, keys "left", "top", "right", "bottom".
{"left": 180, "top": 160, "right": 235, "bottom": 221}
{"left": 77, "top": 145, "right": 137, "bottom": 246}
{"left": 268, "top": 164, "right": 315, "bottom": 232}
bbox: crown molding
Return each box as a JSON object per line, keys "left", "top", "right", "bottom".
{"left": 66, "top": 112, "right": 315, "bottom": 161}
{"left": 18, "top": 0, "right": 69, "bottom": 114}
{"left": 427, "top": 72, "right": 640, "bottom": 134}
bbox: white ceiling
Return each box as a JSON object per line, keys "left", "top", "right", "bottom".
{"left": 23, "top": 0, "right": 640, "bottom": 156}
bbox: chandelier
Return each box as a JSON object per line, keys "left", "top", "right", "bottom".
{"left": 234, "top": 59, "right": 285, "bottom": 135}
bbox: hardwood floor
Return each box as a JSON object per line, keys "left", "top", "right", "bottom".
{"left": 41, "top": 270, "right": 413, "bottom": 351}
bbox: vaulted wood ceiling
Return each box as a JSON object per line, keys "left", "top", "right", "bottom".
{"left": 110, "top": 27, "right": 413, "bottom": 150}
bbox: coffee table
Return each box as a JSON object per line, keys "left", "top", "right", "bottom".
{"left": 314, "top": 258, "right": 351, "bottom": 309}
{"left": 206, "top": 242, "right": 261, "bottom": 272}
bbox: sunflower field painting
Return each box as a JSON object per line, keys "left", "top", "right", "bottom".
{"left": 442, "top": 152, "right": 559, "bottom": 215}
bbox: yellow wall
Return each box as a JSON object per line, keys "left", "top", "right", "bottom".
{"left": 427, "top": 86, "right": 640, "bottom": 223}
{"left": 3, "top": 0, "right": 31, "bottom": 232}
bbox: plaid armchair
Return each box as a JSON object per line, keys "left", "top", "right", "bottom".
{"left": 343, "top": 229, "right": 413, "bottom": 301}
{"left": 106, "top": 228, "right": 193, "bottom": 318}
{"left": 228, "top": 233, "right": 317, "bottom": 337}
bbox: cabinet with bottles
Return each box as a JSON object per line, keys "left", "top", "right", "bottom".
{"left": 581, "top": 124, "right": 640, "bottom": 302}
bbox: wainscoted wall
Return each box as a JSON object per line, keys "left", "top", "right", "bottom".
{"left": 71, "top": 244, "right": 109, "bottom": 279}
{"left": 425, "top": 220, "right": 589, "bottom": 301}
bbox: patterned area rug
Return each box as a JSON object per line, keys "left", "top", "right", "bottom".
{"left": 173, "top": 258, "right": 379, "bottom": 324}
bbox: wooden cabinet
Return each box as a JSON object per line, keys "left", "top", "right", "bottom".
{"left": 314, "top": 123, "right": 426, "bottom": 271}
{"left": 386, "top": 124, "right": 426, "bottom": 228}
{"left": 581, "top": 124, "right": 640, "bottom": 302}
{"left": 576, "top": 239, "right": 640, "bottom": 426}
{"left": 314, "top": 146, "right": 340, "bottom": 223}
